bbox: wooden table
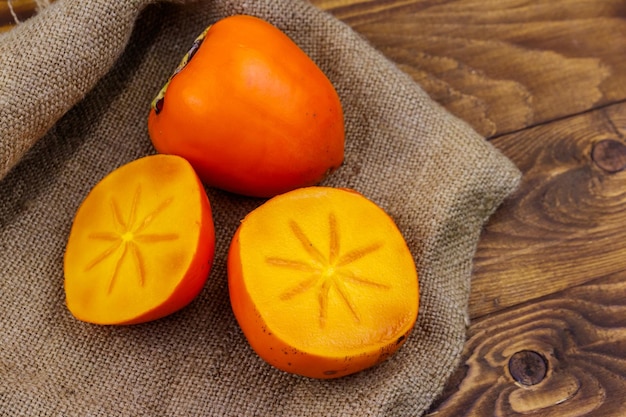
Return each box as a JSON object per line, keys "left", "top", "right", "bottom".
{"left": 4, "top": 1, "right": 626, "bottom": 415}
{"left": 309, "top": 1, "right": 626, "bottom": 415}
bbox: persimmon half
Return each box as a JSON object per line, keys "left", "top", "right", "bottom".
{"left": 227, "top": 187, "right": 419, "bottom": 379}
{"left": 64, "top": 154, "right": 215, "bottom": 325}
{"left": 147, "top": 15, "right": 345, "bottom": 198}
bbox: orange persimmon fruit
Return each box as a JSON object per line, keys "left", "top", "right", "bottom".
{"left": 147, "top": 15, "right": 345, "bottom": 198}
{"left": 227, "top": 186, "right": 419, "bottom": 379}
{"left": 64, "top": 154, "right": 215, "bottom": 325}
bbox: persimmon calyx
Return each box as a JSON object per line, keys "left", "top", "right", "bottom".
{"left": 151, "top": 25, "right": 212, "bottom": 114}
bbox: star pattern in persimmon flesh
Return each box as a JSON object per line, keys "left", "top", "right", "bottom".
{"left": 265, "top": 212, "right": 390, "bottom": 328}
{"left": 84, "top": 185, "right": 179, "bottom": 294}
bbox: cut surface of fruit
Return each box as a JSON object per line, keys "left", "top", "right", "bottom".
{"left": 228, "top": 186, "right": 419, "bottom": 378}
{"left": 64, "top": 154, "right": 215, "bottom": 325}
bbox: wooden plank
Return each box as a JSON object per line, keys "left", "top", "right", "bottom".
{"left": 312, "top": 0, "right": 626, "bottom": 138}
{"left": 0, "top": 0, "right": 48, "bottom": 31}
{"left": 427, "top": 270, "right": 626, "bottom": 416}
{"left": 468, "top": 101, "right": 626, "bottom": 318}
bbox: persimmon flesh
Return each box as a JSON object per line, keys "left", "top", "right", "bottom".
{"left": 64, "top": 154, "right": 215, "bottom": 325}
{"left": 228, "top": 187, "right": 419, "bottom": 379}
{"left": 147, "top": 15, "right": 345, "bottom": 198}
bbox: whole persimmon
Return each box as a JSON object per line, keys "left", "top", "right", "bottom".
{"left": 228, "top": 187, "right": 419, "bottom": 379}
{"left": 64, "top": 155, "right": 215, "bottom": 325}
{"left": 147, "top": 15, "right": 345, "bottom": 198}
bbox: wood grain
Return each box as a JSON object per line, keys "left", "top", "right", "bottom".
{"left": 468, "top": 101, "right": 626, "bottom": 318}
{"left": 0, "top": 0, "right": 47, "bottom": 31}
{"left": 4, "top": 2, "right": 626, "bottom": 415}
{"left": 427, "top": 271, "right": 626, "bottom": 416}
{"left": 312, "top": 0, "right": 626, "bottom": 138}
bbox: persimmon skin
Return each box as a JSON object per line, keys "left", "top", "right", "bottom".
{"left": 63, "top": 155, "right": 216, "bottom": 325}
{"left": 147, "top": 15, "right": 345, "bottom": 198}
{"left": 227, "top": 187, "right": 419, "bottom": 379}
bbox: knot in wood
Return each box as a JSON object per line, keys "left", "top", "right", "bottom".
{"left": 591, "top": 139, "right": 626, "bottom": 173}
{"left": 508, "top": 350, "right": 548, "bottom": 386}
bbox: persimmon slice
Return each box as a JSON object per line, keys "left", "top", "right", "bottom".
{"left": 228, "top": 187, "right": 419, "bottom": 379}
{"left": 64, "top": 154, "right": 215, "bottom": 325}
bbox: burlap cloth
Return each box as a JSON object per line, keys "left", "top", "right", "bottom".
{"left": 0, "top": 1, "right": 521, "bottom": 415}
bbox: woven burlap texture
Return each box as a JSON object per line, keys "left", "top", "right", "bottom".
{"left": 0, "top": 0, "right": 521, "bottom": 416}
